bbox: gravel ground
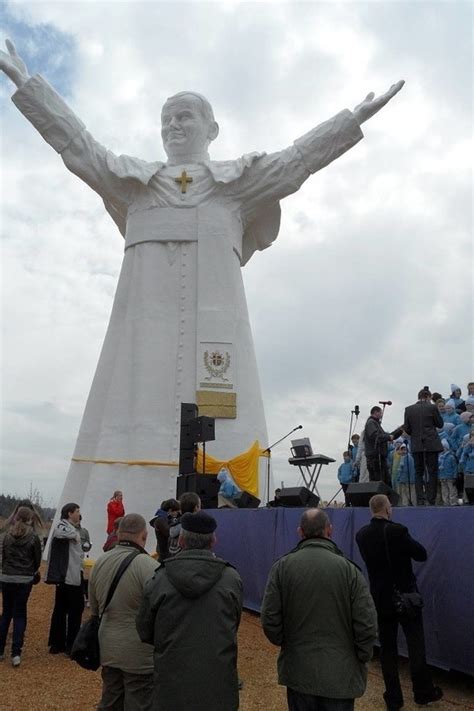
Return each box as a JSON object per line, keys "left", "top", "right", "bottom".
{"left": 1, "top": 577, "right": 472, "bottom": 710}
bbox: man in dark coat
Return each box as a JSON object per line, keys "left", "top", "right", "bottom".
{"left": 364, "top": 406, "right": 401, "bottom": 485}
{"left": 403, "top": 388, "right": 444, "bottom": 505}
{"left": 136, "top": 511, "right": 242, "bottom": 711}
{"left": 261, "top": 508, "right": 377, "bottom": 710}
{"left": 356, "top": 494, "right": 442, "bottom": 710}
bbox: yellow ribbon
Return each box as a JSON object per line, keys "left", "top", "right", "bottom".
{"left": 71, "top": 458, "right": 178, "bottom": 467}
{"left": 72, "top": 440, "right": 269, "bottom": 497}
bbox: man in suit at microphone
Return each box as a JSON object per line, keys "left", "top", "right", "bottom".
{"left": 404, "top": 388, "right": 444, "bottom": 506}
{"left": 364, "top": 406, "right": 394, "bottom": 486}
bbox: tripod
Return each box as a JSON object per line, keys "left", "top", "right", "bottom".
{"left": 329, "top": 406, "right": 361, "bottom": 507}
{"left": 264, "top": 425, "right": 303, "bottom": 505}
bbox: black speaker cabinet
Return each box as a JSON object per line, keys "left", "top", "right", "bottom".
{"left": 190, "top": 416, "right": 216, "bottom": 443}
{"left": 178, "top": 449, "right": 195, "bottom": 475}
{"left": 279, "top": 487, "right": 320, "bottom": 508}
{"left": 346, "top": 482, "right": 399, "bottom": 507}
{"left": 181, "top": 402, "right": 198, "bottom": 424}
{"left": 464, "top": 475, "right": 474, "bottom": 504}
{"left": 179, "top": 422, "right": 196, "bottom": 451}
{"left": 237, "top": 491, "right": 261, "bottom": 509}
{"left": 176, "top": 473, "right": 219, "bottom": 509}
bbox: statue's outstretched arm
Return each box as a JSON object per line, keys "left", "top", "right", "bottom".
{"left": 353, "top": 80, "right": 405, "bottom": 125}
{"left": 0, "top": 39, "right": 30, "bottom": 88}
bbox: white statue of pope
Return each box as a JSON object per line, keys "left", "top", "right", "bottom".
{"left": 1, "top": 40, "right": 404, "bottom": 549}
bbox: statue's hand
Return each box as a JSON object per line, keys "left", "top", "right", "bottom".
{"left": 353, "top": 80, "right": 405, "bottom": 125}
{"left": 0, "top": 39, "right": 30, "bottom": 88}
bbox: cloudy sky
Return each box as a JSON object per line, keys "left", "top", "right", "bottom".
{"left": 0, "top": 0, "right": 472, "bottom": 506}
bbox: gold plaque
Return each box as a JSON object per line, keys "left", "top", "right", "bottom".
{"left": 196, "top": 390, "right": 237, "bottom": 419}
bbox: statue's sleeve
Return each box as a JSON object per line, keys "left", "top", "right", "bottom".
{"left": 235, "top": 109, "right": 364, "bottom": 219}
{"left": 11, "top": 75, "right": 145, "bottom": 207}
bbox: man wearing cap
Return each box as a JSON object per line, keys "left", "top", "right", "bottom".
{"left": 404, "top": 388, "right": 443, "bottom": 505}
{"left": 137, "top": 511, "right": 243, "bottom": 711}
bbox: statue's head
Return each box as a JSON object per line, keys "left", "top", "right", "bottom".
{"left": 161, "top": 91, "right": 219, "bottom": 162}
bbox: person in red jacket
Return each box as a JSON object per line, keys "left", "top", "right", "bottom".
{"left": 106, "top": 491, "right": 125, "bottom": 534}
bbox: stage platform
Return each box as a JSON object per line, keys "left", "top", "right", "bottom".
{"left": 212, "top": 506, "right": 474, "bottom": 676}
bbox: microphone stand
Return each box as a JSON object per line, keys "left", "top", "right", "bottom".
{"left": 264, "top": 426, "right": 303, "bottom": 505}
{"left": 346, "top": 406, "right": 360, "bottom": 490}
{"left": 347, "top": 407, "right": 360, "bottom": 450}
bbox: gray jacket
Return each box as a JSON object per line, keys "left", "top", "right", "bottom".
{"left": 89, "top": 543, "right": 157, "bottom": 674}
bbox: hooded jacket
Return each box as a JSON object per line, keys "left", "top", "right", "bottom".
{"left": 136, "top": 549, "right": 242, "bottom": 711}
{"left": 438, "top": 450, "right": 458, "bottom": 480}
{"left": 217, "top": 469, "right": 241, "bottom": 501}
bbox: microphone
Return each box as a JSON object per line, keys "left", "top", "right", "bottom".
{"left": 354, "top": 405, "right": 360, "bottom": 416}
{"left": 379, "top": 400, "right": 392, "bottom": 406}
{"left": 297, "top": 425, "right": 303, "bottom": 429}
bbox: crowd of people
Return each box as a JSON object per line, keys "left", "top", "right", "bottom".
{"left": 0, "top": 490, "right": 445, "bottom": 711}
{"left": 338, "top": 382, "right": 474, "bottom": 506}
{"left": 1, "top": 383, "right": 470, "bottom": 706}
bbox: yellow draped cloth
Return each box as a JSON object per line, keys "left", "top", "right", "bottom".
{"left": 196, "top": 440, "right": 268, "bottom": 497}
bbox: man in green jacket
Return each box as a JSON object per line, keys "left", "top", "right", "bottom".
{"left": 261, "top": 508, "right": 377, "bottom": 711}
{"left": 136, "top": 510, "right": 243, "bottom": 711}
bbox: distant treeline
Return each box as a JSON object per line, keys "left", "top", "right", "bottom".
{"left": 0, "top": 494, "right": 56, "bottom": 521}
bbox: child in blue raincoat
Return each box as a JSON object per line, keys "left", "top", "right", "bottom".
{"left": 438, "top": 439, "right": 458, "bottom": 506}
{"left": 395, "top": 444, "right": 416, "bottom": 506}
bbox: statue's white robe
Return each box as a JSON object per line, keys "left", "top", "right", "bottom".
{"left": 13, "top": 76, "right": 363, "bottom": 549}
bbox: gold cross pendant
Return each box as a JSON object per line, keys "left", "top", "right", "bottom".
{"left": 174, "top": 170, "right": 193, "bottom": 194}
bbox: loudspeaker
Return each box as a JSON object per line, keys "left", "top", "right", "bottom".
{"left": 346, "top": 482, "right": 399, "bottom": 507}
{"left": 179, "top": 423, "right": 196, "bottom": 451}
{"left": 237, "top": 491, "right": 261, "bottom": 509}
{"left": 181, "top": 402, "right": 198, "bottom": 423}
{"left": 176, "top": 473, "right": 219, "bottom": 509}
{"left": 178, "top": 449, "right": 195, "bottom": 475}
{"left": 179, "top": 404, "right": 199, "bottom": 475}
{"left": 190, "top": 416, "right": 216, "bottom": 443}
{"left": 464, "top": 475, "right": 474, "bottom": 504}
{"left": 278, "top": 487, "right": 320, "bottom": 508}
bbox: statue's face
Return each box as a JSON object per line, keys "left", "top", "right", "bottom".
{"left": 161, "top": 95, "right": 213, "bottom": 160}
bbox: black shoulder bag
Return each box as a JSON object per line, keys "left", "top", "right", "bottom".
{"left": 71, "top": 550, "right": 140, "bottom": 670}
{"left": 383, "top": 525, "right": 423, "bottom": 619}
